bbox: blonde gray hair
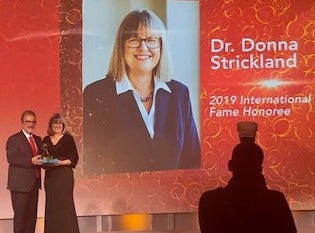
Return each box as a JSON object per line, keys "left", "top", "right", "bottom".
{"left": 107, "top": 9, "right": 172, "bottom": 82}
{"left": 47, "top": 113, "right": 69, "bottom": 136}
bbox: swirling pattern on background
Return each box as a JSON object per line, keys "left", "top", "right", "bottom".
{"left": 60, "top": 0, "right": 314, "bottom": 216}
{"left": 200, "top": 0, "right": 315, "bottom": 210}
{"left": 59, "top": 0, "right": 82, "bottom": 175}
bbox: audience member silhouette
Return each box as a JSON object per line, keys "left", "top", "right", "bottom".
{"left": 198, "top": 142, "right": 297, "bottom": 233}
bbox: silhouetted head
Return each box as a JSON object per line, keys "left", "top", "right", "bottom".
{"left": 228, "top": 142, "right": 263, "bottom": 175}
{"left": 237, "top": 121, "right": 258, "bottom": 143}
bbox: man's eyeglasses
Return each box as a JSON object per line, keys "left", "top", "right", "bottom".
{"left": 125, "top": 37, "right": 161, "bottom": 49}
{"left": 23, "top": 121, "right": 36, "bottom": 124}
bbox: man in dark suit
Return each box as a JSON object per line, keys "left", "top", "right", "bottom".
{"left": 6, "top": 110, "right": 43, "bottom": 233}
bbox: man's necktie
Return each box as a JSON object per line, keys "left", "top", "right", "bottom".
{"left": 29, "top": 135, "right": 40, "bottom": 178}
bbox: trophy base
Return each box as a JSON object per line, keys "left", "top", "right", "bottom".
{"left": 40, "top": 158, "right": 58, "bottom": 164}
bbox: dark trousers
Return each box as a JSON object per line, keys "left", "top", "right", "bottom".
{"left": 10, "top": 181, "right": 39, "bottom": 233}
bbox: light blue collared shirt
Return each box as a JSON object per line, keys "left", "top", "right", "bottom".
{"left": 116, "top": 74, "right": 171, "bottom": 138}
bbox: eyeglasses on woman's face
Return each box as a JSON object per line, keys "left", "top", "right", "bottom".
{"left": 125, "top": 37, "right": 161, "bottom": 49}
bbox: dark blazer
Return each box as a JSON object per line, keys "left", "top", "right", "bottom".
{"left": 83, "top": 76, "right": 200, "bottom": 175}
{"left": 6, "top": 131, "right": 43, "bottom": 192}
{"left": 198, "top": 187, "right": 297, "bottom": 233}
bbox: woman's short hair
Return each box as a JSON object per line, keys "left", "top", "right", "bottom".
{"left": 47, "top": 113, "right": 68, "bottom": 136}
{"left": 107, "top": 9, "right": 172, "bottom": 82}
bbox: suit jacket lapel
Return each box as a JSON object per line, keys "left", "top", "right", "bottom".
{"left": 117, "top": 90, "right": 152, "bottom": 138}
{"left": 154, "top": 89, "right": 171, "bottom": 139}
{"left": 20, "top": 131, "right": 33, "bottom": 155}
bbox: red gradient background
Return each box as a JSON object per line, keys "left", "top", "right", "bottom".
{"left": 0, "top": 0, "right": 60, "bottom": 217}
{"left": 0, "top": 0, "right": 314, "bottom": 218}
